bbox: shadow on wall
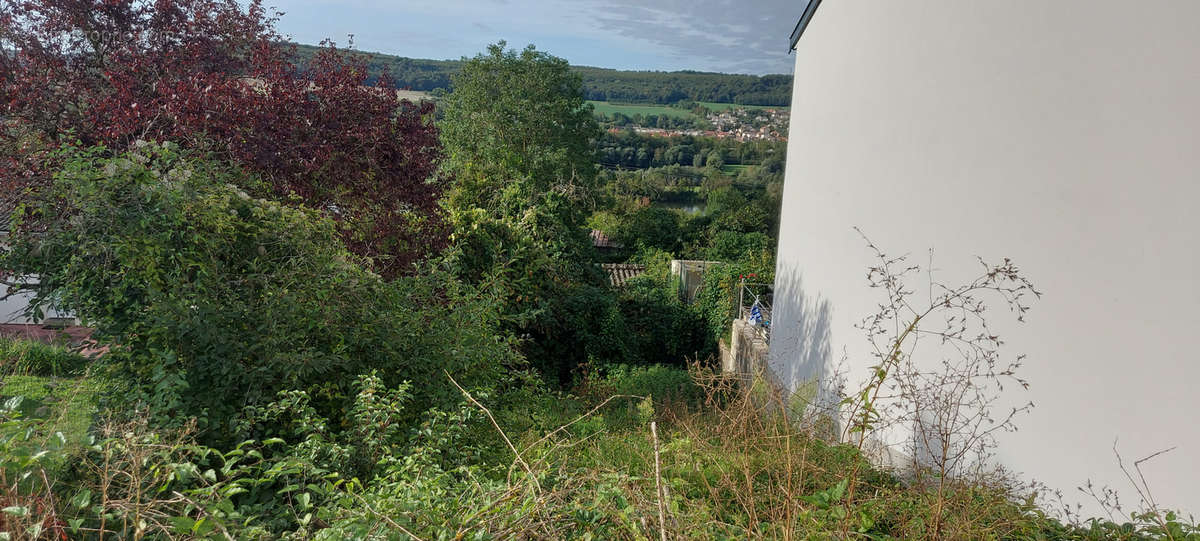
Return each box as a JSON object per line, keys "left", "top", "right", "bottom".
{"left": 768, "top": 262, "right": 839, "bottom": 422}
{"left": 769, "top": 259, "right": 916, "bottom": 472}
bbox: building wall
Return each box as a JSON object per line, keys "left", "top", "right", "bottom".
{"left": 772, "top": 0, "right": 1200, "bottom": 511}
{"left": 0, "top": 288, "right": 36, "bottom": 324}
{"left": 0, "top": 233, "right": 69, "bottom": 324}
{"left": 0, "top": 234, "right": 29, "bottom": 323}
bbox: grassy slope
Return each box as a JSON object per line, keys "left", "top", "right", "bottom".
{"left": 0, "top": 375, "right": 100, "bottom": 447}
{"left": 1, "top": 337, "right": 100, "bottom": 451}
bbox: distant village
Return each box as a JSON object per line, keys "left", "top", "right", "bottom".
{"left": 607, "top": 107, "right": 789, "bottom": 142}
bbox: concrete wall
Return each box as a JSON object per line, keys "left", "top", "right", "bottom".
{"left": 669, "top": 260, "right": 721, "bottom": 304}
{"left": 772, "top": 0, "right": 1200, "bottom": 511}
{"left": 724, "top": 318, "right": 772, "bottom": 385}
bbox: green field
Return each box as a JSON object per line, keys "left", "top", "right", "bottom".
{"left": 587, "top": 100, "right": 699, "bottom": 120}
{"left": 698, "top": 101, "right": 789, "bottom": 112}
{"left": 396, "top": 89, "right": 433, "bottom": 102}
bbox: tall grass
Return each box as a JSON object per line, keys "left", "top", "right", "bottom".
{"left": 0, "top": 337, "right": 88, "bottom": 377}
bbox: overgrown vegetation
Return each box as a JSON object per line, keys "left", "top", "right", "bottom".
{"left": 0, "top": 338, "right": 88, "bottom": 378}
{"left": 3, "top": 143, "right": 514, "bottom": 447}
{"left": 0, "top": 2, "right": 1192, "bottom": 539}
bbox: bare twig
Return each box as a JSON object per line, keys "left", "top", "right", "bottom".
{"left": 1115, "top": 440, "right": 1177, "bottom": 536}
{"left": 444, "top": 370, "right": 541, "bottom": 494}
{"left": 651, "top": 420, "right": 668, "bottom": 541}
{"left": 521, "top": 393, "right": 647, "bottom": 455}
{"left": 350, "top": 492, "right": 427, "bottom": 541}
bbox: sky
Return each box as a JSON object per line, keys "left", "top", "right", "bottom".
{"left": 264, "top": 0, "right": 805, "bottom": 75}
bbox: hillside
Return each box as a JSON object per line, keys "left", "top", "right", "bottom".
{"left": 291, "top": 43, "right": 793, "bottom": 106}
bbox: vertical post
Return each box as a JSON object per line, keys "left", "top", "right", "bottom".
{"left": 738, "top": 277, "right": 746, "bottom": 319}
{"left": 651, "top": 421, "right": 667, "bottom": 541}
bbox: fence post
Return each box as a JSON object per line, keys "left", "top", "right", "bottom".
{"left": 738, "top": 277, "right": 745, "bottom": 319}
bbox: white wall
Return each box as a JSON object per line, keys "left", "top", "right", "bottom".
{"left": 772, "top": 0, "right": 1200, "bottom": 512}
{"left": 0, "top": 234, "right": 29, "bottom": 323}
{"left": 0, "top": 288, "right": 36, "bottom": 324}
{"left": 0, "top": 233, "right": 67, "bottom": 324}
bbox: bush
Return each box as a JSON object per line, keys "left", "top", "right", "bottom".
{"left": 706, "top": 230, "right": 771, "bottom": 261}
{"left": 618, "top": 206, "right": 681, "bottom": 253}
{"left": 1, "top": 143, "right": 518, "bottom": 444}
{"left": 693, "top": 249, "right": 775, "bottom": 345}
{"left": 523, "top": 282, "right": 634, "bottom": 384}
{"left": 585, "top": 364, "right": 700, "bottom": 409}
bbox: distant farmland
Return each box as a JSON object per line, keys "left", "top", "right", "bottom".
{"left": 397, "top": 89, "right": 433, "bottom": 102}
{"left": 587, "top": 101, "right": 698, "bottom": 120}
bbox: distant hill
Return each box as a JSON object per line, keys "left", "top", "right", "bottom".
{"left": 290, "top": 44, "right": 793, "bottom": 107}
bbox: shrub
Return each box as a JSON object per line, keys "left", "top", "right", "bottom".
{"left": 1, "top": 143, "right": 517, "bottom": 444}
{"left": 523, "top": 282, "right": 634, "bottom": 384}
{"left": 616, "top": 276, "right": 712, "bottom": 366}
{"left": 692, "top": 249, "right": 775, "bottom": 345}
{"left": 618, "top": 206, "right": 682, "bottom": 253}
{"left": 585, "top": 364, "right": 701, "bottom": 409}
{"left": 706, "top": 230, "right": 771, "bottom": 261}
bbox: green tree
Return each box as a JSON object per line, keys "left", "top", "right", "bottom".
{"left": 707, "top": 230, "right": 771, "bottom": 261}
{"left": 706, "top": 186, "right": 747, "bottom": 216}
{"left": 438, "top": 43, "right": 621, "bottom": 383}
{"left": 707, "top": 149, "right": 726, "bottom": 170}
{"left": 620, "top": 207, "right": 682, "bottom": 254}
{"left": 441, "top": 42, "right": 599, "bottom": 220}
{"left": 1, "top": 144, "right": 515, "bottom": 444}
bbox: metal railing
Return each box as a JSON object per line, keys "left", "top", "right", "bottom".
{"left": 737, "top": 279, "right": 773, "bottom": 342}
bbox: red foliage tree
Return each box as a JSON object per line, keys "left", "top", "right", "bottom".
{"left": 0, "top": 0, "right": 446, "bottom": 277}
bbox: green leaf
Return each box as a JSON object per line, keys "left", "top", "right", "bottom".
{"left": 2, "top": 506, "right": 30, "bottom": 517}
{"left": 70, "top": 489, "right": 92, "bottom": 509}
{"left": 194, "top": 517, "right": 215, "bottom": 535}
{"left": 169, "top": 516, "right": 197, "bottom": 533}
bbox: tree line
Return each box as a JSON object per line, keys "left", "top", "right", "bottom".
{"left": 292, "top": 43, "right": 794, "bottom": 106}
{"left": 596, "top": 129, "right": 787, "bottom": 169}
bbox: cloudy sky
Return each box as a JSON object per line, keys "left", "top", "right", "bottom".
{"left": 265, "top": 0, "right": 806, "bottom": 75}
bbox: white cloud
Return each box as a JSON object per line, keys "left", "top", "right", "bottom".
{"left": 267, "top": 0, "right": 804, "bottom": 73}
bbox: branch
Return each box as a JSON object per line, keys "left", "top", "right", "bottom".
{"left": 445, "top": 370, "right": 541, "bottom": 494}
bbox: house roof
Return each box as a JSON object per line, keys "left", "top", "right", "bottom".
{"left": 590, "top": 229, "right": 623, "bottom": 249}
{"left": 601, "top": 263, "right": 646, "bottom": 287}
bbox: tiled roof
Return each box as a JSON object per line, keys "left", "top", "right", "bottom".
{"left": 590, "top": 229, "right": 623, "bottom": 249}
{"left": 602, "top": 263, "right": 646, "bottom": 287}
